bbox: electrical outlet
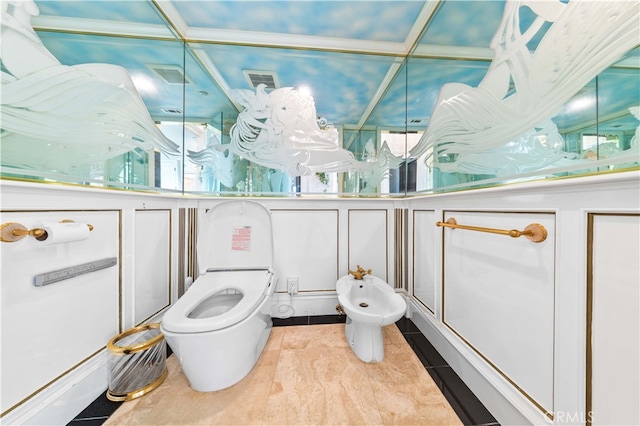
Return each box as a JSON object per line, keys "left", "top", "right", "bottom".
{"left": 287, "top": 277, "right": 299, "bottom": 294}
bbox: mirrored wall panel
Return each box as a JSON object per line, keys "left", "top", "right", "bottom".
{"left": 404, "top": 1, "right": 640, "bottom": 193}
{"left": 2, "top": 1, "right": 638, "bottom": 196}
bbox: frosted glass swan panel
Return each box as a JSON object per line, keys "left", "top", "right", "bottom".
{"left": 0, "top": 0, "right": 180, "bottom": 174}
{"left": 220, "top": 84, "right": 402, "bottom": 191}
{"left": 410, "top": 0, "right": 640, "bottom": 176}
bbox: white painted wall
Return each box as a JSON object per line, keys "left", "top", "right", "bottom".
{"left": 442, "top": 211, "right": 556, "bottom": 413}
{"left": 271, "top": 209, "right": 339, "bottom": 293}
{"left": 134, "top": 209, "right": 171, "bottom": 324}
{"left": 406, "top": 171, "right": 640, "bottom": 426}
{"left": 0, "top": 182, "right": 396, "bottom": 424}
{"left": 412, "top": 209, "right": 436, "bottom": 313}
{"left": 0, "top": 183, "right": 180, "bottom": 425}
{"left": 0, "top": 210, "right": 119, "bottom": 414}
{"left": 1, "top": 170, "right": 638, "bottom": 425}
{"left": 348, "top": 209, "right": 389, "bottom": 282}
{"left": 589, "top": 214, "right": 639, "bottom": 426}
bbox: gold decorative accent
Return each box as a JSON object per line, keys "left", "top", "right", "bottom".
{"left": 106, "top": 366, "right": 168, "bottom": 402}
{"left": 583, "top": 212, "right": 638, "bottom": 426}
{"left": 1, "top": 220, "right": 94, "bottom": 243}
{"left": 394, "top": 208, "right": 407, "bottom": 290}
{"left": 443, "top": 321, "right": 553, "bottom": 419}
{"left": 0, "top": 222, "right": 46, "bottom": 242}
{"left": 436, "top": 217, "right": 547, "bottom": 243}
{"left": 586, "top": 213, "right": 595, "bottom": 426}
{"left": 107, "top": 323, "right": 164, "bottom": 355}
{"left": 348, "top": 265, "right": 371, "bottom": 280}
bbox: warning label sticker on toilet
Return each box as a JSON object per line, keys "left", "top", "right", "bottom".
{"left": 232, "top": 226, "right": 251, "bottom": 251}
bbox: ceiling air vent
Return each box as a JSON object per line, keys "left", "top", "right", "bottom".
{"left": 243, "top": 70, "right": 280, "bottom": 90}
{"left": 149, "top": 65, "right": 192, "bottom": 85}
{"left": 161, "top": 108, "right": 182, "bottom": 114}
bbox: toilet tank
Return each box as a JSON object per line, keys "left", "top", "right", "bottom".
{"left": 197, "top": 201, "right": 274, "bottom": 274}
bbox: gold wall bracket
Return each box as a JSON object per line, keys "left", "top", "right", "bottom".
{"left": 436, "top": 217, "right": 547, "bottom": 243}
{"left": 0, "top": 220, "right": 94, "bottom": 243}
{"left": 1, "top": 222, "right": 46, "bottom": 242}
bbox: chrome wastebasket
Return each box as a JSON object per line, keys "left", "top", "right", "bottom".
{"left": 106, "top": 323, "right": 167, "bottom": 401}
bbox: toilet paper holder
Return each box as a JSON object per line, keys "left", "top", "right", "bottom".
{"left": 0, "top": 220, "right": 94, "bottom": 243}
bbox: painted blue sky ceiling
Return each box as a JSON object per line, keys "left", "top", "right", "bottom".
{"left": 37, "top": 32, "right": 236, "bottom": 121}
{"left": 196, "top": 43, "right": 398, "bottom": 124}
{"left": 419, "top": 1, "right": 505, "bottom": 47}
{"left": 35, "top": 0, "right": 168, "bottom": 26}
{"left": 25, "top": 0, "right": 640, "bottom": 135}
{"left": 174, "top": 1, "right": 424, "bottom": 42}
{"left": 418, "top": 1, "right": 550, "bottom": 49}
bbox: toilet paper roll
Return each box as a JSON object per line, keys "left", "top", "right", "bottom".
{"left": 36, "top": 221, "right": 91, "bottom": 245}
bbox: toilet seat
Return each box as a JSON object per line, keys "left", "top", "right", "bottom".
{"left": 162, "top": 268, "right": 273, "bottom": 334}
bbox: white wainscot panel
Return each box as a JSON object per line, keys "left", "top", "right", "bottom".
{"left": 272, "top": 210, "right": 338, "bottom": 292}
{"left": 413, "top": 210, "right": 436, "bottom": 313}
{"left": 0, "top": 211, "right": 119, "bottom": 415}
{"left": 442, "top": 211, "right": 555, "bottom": 414}
{"left": 134, "top": 210, "right": 171, "bottom": 324}
{"left": 348, "top": 210, "right": 388, "bottom": 282}
{"left": 590, "top": 214, "right": 640, "bottom": 426}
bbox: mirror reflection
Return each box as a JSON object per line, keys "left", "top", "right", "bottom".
{"left": 1, "top": 1, "right": 638, "bottom": 196}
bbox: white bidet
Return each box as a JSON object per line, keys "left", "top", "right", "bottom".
{"left": 336, "top": 274, "right": 406, "bottom": 362}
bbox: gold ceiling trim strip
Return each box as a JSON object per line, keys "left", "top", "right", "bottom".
{"left": 32, "top": 26, "right": 177, "bottom": 42}
{"left": 405, "top": 0, "right": 443, "bottom": 58}
{"left": 185, "top": 37, "right": 406, "bottom": 58}
{"left": 153, "top": 0, "right": 411, "bottom": 57}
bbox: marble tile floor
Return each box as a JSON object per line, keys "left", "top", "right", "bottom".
{"left": 69, "top": 316, "right": 498, "bottom": 426}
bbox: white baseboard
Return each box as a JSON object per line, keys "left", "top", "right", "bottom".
{"left": 271, "top": 291, "right": 340, "bottom": 318}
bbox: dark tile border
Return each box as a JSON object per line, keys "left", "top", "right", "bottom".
{"left": 272, "top": 314, "right": 346, "bottom": 327}
{"left": 396, "top": 318, "right": 499, "bottom": 426}
{"left": 67, "top": 397, "right": 121, "bottom": 426}
{"left": 69, "top": 316, "right": 497, "bottom": 426}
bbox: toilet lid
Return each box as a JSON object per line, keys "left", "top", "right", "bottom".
{"left": 197, "top": 201, "right": 274, "bottom": 275}
{"left": 161, "top": 269, "right": 273, "bottom": 334}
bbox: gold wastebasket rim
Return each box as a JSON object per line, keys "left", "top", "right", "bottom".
{"left": 107, "top": 368, "right": 168, "bottom": 402}
{"left": 107, "top": 323, "right": 164, "bottom": 355}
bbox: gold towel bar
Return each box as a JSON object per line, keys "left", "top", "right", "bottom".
{"left": 0, "top": 221, "right": 94, "bottom": 243}
{"left": 436, "top": 218, "right": 547, "bottom": 243}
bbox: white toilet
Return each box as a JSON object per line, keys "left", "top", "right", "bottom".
{"left": 161, "top": 201, "right": 276, "bottom": 392}
{"left": 337, "top": 274, "right": 406, "bottom": 363}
